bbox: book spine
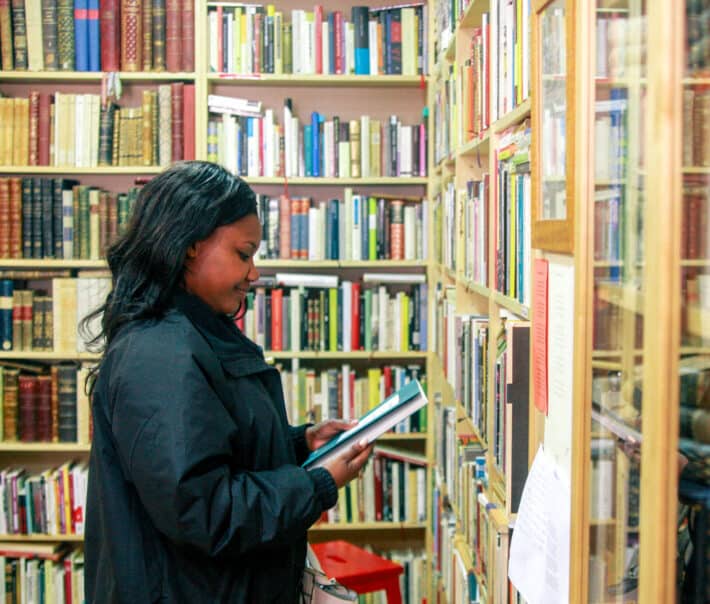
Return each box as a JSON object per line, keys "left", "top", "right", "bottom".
{"left": 120, "top": 0, "right": 142, "bottom": 71}
{"left": 99, "top": 0, "right": 119, "bottom": 71}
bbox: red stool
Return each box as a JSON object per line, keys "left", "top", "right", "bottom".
{"left": 310, "top": 540, "right": 404, "bottom": 604}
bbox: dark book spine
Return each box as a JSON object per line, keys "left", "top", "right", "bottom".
{"left": 57, "top": 364, "right": 77, "bottom": 442}
{"left": 18, "top": 374, "right": 38, "bottom": 442}
{"left": 31, "top": 176, "right": 43, "bottom": 258}
{"left": 21, "top": 177, "right": 33, "bottom": 258}
{"left": 97, "top": 102, "right": 115, "bottom": 166}
{"left": 151, "top": 0, "right": 165, "bottom": 70}
{"left": 3, "top": 368, "right": 19, "bottom": 438}
{"left": 41, "top": 0, "right": 59, "bottom": 69}
{"left": 141, "top": 0, "right": 152, "bottom": 70}
{"left": 164, "top": 0, "right": 180, "bottom": 71}
{"left": 56, "top": 0, "right": 74, "bottom": 70}
{"left": 10, "top": 0, "right": 27, "bottom": 69}
{"left": 351, "top": 6, "right": 369, "bottom": 75}
{"left": 41, "top": 177, "right": 54, "bottom": 258}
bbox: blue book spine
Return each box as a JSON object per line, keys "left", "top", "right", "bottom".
{"left": 304, "top": 124, "right": 313, "bottom": 176}
{"left": 517, "top": 174, "right": 524, "bottom": 303}
{"left": 87, "top": 0, "right": 100, "bottom": 71}
{"left": 311, "top": 112, "right": 320, "bottom": 177}
{"left": 74, "top": 0, "right": 89, "bottom": 71}
{"left": 352, "top": 6, "right": 369, "bottom": 75}
{"left": 330, "top": 200, "right": 339, "bottom": 259}
{"left": 0, "top": 279, "right": 13, "bottom": 350}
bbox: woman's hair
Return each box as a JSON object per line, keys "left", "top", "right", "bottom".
{"left": 81, "top": 161, "right": 258, "bottom": 374}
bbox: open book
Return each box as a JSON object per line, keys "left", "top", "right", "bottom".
{"left": 302, "top": 379, "right": 428, "bottom": 470}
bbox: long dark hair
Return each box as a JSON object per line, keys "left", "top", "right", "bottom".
{"left": 81, "top": 161, "right": 258, "bottom": 388}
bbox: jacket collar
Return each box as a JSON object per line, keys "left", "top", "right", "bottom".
{"left": 172, "top": 290, "right": 271, "bottom": 378}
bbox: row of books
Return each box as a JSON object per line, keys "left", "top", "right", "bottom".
{"left": 0, "top": 462, "right": 87, "bottom": 536}
{"left": 0, "top": 545, "right": 84, "bottom": 604}
{"left": 208, "top": 3, "right": 427, "bottom": 76}
{"left": 495, "top": 121, "right": 531, "bottom": 306}
{"left": 0, "top": 277, "right": 109, "bottom": 354}
{"left": 255, "top": 193, "right": 427, "bottom": 261}
{"left": 683, "top": 88, "right": 710, "bottom": 168}
{"left": 594, "top": 13, "right": 646, "bottom": 80}
{"left": 236, "top": 278, "right": 428, "bottom": 354}
{"left": 435, "top": 182, "right": 455, "bottom": 272}
{"left": 0, "top": 363, "right": 91, "bottom": 444}
{"left": 207, "top": 101, "right": 427, "bottom": 179}
{"left": 437, "top": 0, "right": 531, "bottom": 127}
{"left": 0, "top": 177, "right": 141, "bottom": 260}
{"left": 0, "top": 0, "right": 194, "bottom": 72}
{"left": 0, "top": 84, "right": 194, "bottom": 167}
{"left": 317, "top": 445, "right": 427, "bottom": 525}
{"left": 278, "top": 362, "right": 427, "bottom": 432}
{"left": 463, "top": 177, "right": 489, "bottom": 287}
{"left": 594, "top": 90, "right": 628, "bottom": 182}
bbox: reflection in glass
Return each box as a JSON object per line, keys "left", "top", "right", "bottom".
{"left": 677, "top": 2, "right": 710, "bottom": 601}
{"left": 540, "top": 0, "right": 566, "bottom": 220}
{"left": 589, "top": 0, "right": 646, "bottom": 601}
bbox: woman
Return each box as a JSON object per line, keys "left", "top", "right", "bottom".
{"left": 84, "top": 161, "right": 372, "bottom": 603}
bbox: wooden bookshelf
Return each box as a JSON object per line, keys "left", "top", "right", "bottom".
{"left": 207, "top": 74, "right": 426, "bottom": 87}
{"left": 0, "top": 72, "right": 197, "bottom": 82}
{"left": 242, "top": 176, "right": 429, "bottom": 185}
{"left": 0, "top": 443, "right": 91, "bottom": 453}
{"left": 0, "top": 166, "right": 164, "bottom": 175}
{"left": 0, "top": 535, "right": 84, "bottom": 543}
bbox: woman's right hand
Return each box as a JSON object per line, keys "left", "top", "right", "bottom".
{"left": 322, "top": 439, "right": 374, "bottom": 489}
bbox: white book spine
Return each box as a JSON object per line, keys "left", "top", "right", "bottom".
{"left": 360, "top": 115, "right": 370, "bottom": 178}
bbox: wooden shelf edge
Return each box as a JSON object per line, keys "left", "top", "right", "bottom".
{"left": 0, "top": 166, "right": 163, "bottom": 175}
{"left": 492, "top": 291, "right": 530, "bottom": 318}
{"left": 244, "top": 177, "right": 428, "bottom": 185}
{"left": 264, "top": 351, "right": 428, "bottom": 360}
{"left": 0, "top": 71, "right": 195, "bottom": 81}
{"left": 0, "top": 443, "right": 90, "bottom": 452}
{"left": 309, "top": 522, "right": 426, "bottom": 531}
{"left": 0, "top": 534, "right": 84, "bottom": 542}
{"left": 492, "top": 98, "right": 532, "bottom": 133}
{"left": 208, "top": 74, "right": 427, "bottom": 87}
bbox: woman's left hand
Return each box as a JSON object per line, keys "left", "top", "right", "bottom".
{"left": 305, "top": 419, "right": 358, "bottom": 451}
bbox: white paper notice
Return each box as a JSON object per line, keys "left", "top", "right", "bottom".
{"left": 508, "top": 445, "right": 571, "bottom": 604}
{"left": 545, "top": 259, "right": 574, "bottom": 480}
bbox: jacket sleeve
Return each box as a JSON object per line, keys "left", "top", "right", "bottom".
{"left": 109, "top": 330, "right": 335, "bottom": 559}
{"left": 289, "top": 424, "right": 313, "bottom": 465}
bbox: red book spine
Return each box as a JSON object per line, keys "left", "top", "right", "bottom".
{"left": 63, "top": 558, "right": 72, "bottom": 602}
{"left": 181, "top": 0, "right": 194, "bottom": 71}
{"left": 314, "top": 4, "right": 323, "bottom": 74}
{"left": 278, "top": 195, "right": 290, "bottom": 260}
{"left": 18, "top": 375, "right": 38, "bottom": 442}
{"left": 334, "top": 11, "right": 343, "bottom": 74}
{"left": 0, "top": 179, "right": 10, "bottom": 258}
{"left": 351, "top": 281, "right": 360, "bottom": 350}
{"left": 164, "top": 0, "right": 181, "bottom": 72}
{"left": 253, "top": 11, "right": 261, "bottom": 74}
{"left": 28, "top": 91, "right": 39, "bottom": 166}
{"left": 170, "top": 82, "right": 184, "bottom": 161}
{"left": 37, "top": 375, "right": 51, "bottom": 441}
{"left": 373, "top": 454, "right": 383, "bottom": 521}
{"left": 182, "top": 83, "right": 195, "bottom": 160}
{"left": 38, "top": 93, "right": 50, "bottom": 166}
{"left": 383, "top": 365, "right": 393, "bottom": 397}
{"left": 271, "top": 288, "right": 283, "bottom": 351}
{"left": 8, "top": 177, "right": 21, "bottom": 258}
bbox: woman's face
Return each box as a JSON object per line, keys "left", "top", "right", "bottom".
{"left": 183, "top": 213, "right": 261, "bottom": 315}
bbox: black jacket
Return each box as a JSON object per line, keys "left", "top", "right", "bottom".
{"left": 85, "top": 292, "right": 338, "bottom": 603}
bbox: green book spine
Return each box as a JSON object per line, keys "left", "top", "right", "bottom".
{"left": 328, "top": 287, "right": 338, "bottom": 352}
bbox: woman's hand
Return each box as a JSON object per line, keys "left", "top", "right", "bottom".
{"left": 322, "top": 439, "right": 374, "bottom": 489}
{"left": 305, "top": 419, "right": 357, "bottom": 451}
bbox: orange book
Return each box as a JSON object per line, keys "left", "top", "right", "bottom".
{"left": 270, "top": 288, "right": 283, "bottom": 351}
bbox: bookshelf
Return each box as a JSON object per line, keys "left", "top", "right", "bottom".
{"left": 1, "top": 0, "right": 435, "bottom": 599}
{"left": 563, "top": 1, "right": 710, "bottom": 603}
{"left": 429, "top": 0, "right": 532, "bottom": 601}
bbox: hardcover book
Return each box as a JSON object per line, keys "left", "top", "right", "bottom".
{"left": 302, "top": 379, "right": 428, "bottom": 470}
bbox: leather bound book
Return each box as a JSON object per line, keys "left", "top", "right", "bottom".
{"left": 10, "top": 0, "right": 28, "bottom": 70}
{"left": 41, "top": 0, "right": 59, "bottom": 69}
{"left": 87, "top": 0, "right": 99, "bottom": 70}
{"left": 182, "top": 83, "right": 194, "bottom": 160}
{"left": 3, "top": 369, "right": 20, "bottom": 441}
{"left": 99, "top": 0, "right": 119, "bottom": 71}
{"left": 56, "top": 0, "right": 74, "bottom": 70}
{"left": 157, "top": 84, "right": 172, "bottom": 165}
{"left": 164, "top": 0, "right": 180, "bottom": 71}
{"left": 0, "top": 0, "right": 14, "bottom": 69}
{"left": 21, "top": 177, "right": 33, "bottom": 258}
{"left": 28, "top": 91, "right": 40, "bottom": 166}
{"left": 141, "top": 0, "right": 152, "bottom": 70}
{"left": 36, "top": 375, "right": 52, "bottom": 441}
{"left": 181, "top": 0, "right": 193, "bottom": 71}
{"left": 8, "top": 178, "right": 22, "bottom": 258}
{"left": 97, "top": 102, "right": 116, "bottom": 166}
{"left": 38, "top": 92, "right": 50, "bottom": 165}
{"left": 56, "top": 363, "right": 77, "bottom": 442}
{"left": 0, "top": 178, "right": 10, "bottom": 258}
{"left": 151, "top": 0, "right": 165, "bottom": 71}
{"left": 141, "top": 90, "right": 154, "bottom": 165}
{"left": 170, "top": 82, "right": 184, "bottom": 161}
{"left": 120, "top": 0, "right": 142, "bottom": 71}
{"left": 73, "top": 0, "right": 88, "bottom": 71}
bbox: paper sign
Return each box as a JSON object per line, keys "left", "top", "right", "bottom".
{"left": 508, "top": 445, "right": 571, "bottom": 604}
{"left": 533, "top": 258, "right": 549, "bottom": 414}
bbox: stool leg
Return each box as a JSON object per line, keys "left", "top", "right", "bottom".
{"left": 383, "top": 578, "right": 402, "bottom": 604}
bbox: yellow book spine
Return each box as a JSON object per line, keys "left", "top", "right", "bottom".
{"left": 367, "top": 368, "right": 381, "bottom": 410}
{"left": 401, "top": 294, "right": 409, "bottom": 351}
